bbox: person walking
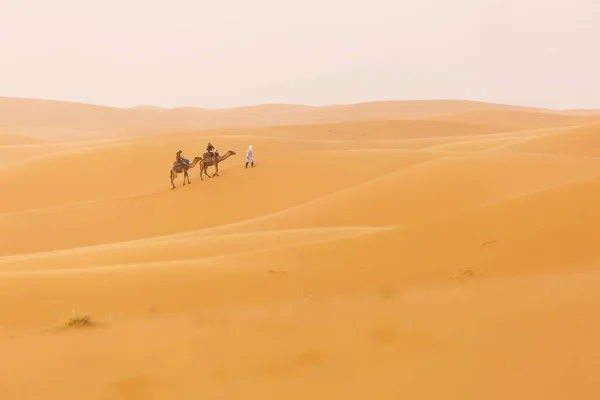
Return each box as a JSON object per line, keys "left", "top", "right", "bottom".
{"left": 245, "top": 144, "right": 254, "bottom": 168}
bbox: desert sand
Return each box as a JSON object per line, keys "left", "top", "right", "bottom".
{"left": 1, "top": 97, "right": 600, "bottom": 399}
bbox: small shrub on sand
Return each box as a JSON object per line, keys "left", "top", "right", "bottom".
{"left": 62, "top": 309, "right": 94, "bottom": 328}
{"left": 453, "top": 267, "right": 475, "bottom": 279}
{"left": 41, "top": 309, "right": 98, "bottom": 333}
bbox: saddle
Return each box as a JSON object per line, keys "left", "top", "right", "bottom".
{"left": 203, "top": 151, "right": 218, "bottom": 159}
{"left": 173, "top": 158, "right": 190, "bottom": 168}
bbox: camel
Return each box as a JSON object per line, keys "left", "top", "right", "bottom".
{"left": 170, "top": 157, "right": 201, "bottom": 189}
{"left": 199, "top": 150, "right": 236, "bottom": 180}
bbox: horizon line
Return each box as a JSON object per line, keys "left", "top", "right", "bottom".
{"left": 1, "top": 95, "right": 599, "bottom": 113}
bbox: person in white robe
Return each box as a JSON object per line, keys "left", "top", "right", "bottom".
{"left": 245, "top": 145, "right": 254, "bottom": 168}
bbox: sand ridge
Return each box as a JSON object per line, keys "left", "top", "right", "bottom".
{"left": 2, "top": 97, "right": 600, "bottom": 399}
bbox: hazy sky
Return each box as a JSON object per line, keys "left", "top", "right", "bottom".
{"left": 1, "top": 0, "right": 598, "bottom": 109}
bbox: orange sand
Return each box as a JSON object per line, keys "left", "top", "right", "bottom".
{"left": 1, "top": 98, "right": 600, "bottom": 399}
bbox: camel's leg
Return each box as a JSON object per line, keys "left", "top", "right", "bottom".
{"left": 170, "top": 170, "right": 177, "bottom": 189}
{"left": 185, "top": 169, "right": 191, "bottom": 185}
{"left": 213, "top": 163, "right": 219, "bottom": 177}
{"left": 204, "top": 165, "right": 212, "bottom": 179}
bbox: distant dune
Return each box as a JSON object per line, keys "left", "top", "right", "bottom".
{"left": 2, "top": 96, "right": 595, "bottom": 141}
{"left": 2, "top": 96, "right": 600, "bottom": 400}
{"left": 420, "top": 109, "right": 597, "bottom": 130}
{"left": 129, "top": 105, "right": 167, "bottom": 111}
{"left": 0, "top": 131, "right": 48, "bottom": 145}
{"left": 494, "top": 120, "right": 600, "bottom": 157}
{"left": 558, "top": 109, "right": 600, "bottom": 116}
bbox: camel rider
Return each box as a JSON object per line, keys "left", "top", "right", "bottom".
{"left": 175, "top": 150, "right": 188, "bottom": 166}
{"left": 206, "top": 142, "right": 216, "bottom": 158}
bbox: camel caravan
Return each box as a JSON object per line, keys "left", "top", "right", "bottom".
{"left": 169, "top": 142, "right": 237, "bottom": 189}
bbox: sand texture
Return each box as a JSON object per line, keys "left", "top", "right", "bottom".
{"left": 1, "top": 98, "right": 600, "bottom": 399}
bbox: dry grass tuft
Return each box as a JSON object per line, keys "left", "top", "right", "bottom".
{"left": 62, "top": 309, "right": 94, "bottom": 328}
{"left": 453, "top": 267, "right": 476, "bottom": 279}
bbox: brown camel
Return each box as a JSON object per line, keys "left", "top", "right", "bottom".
{"left": 199, "top": 150, "right": 236, "bottom": 180}
{"left": 170, "top": 157, "right": 201, "bottom": 189}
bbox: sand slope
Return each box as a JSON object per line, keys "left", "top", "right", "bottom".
{"left": 2, "top": 98, "right": 600, "bottom": 399}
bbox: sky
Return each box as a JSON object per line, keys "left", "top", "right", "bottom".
{"left": 1, "top": 0, "right": 598, "bottom": 109}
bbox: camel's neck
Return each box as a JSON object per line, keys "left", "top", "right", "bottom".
{"left": 217, "top": 152, "right": 232, "bottom": 161}
{"left": 189, "top": 158, "right": 200, "bottom": 167}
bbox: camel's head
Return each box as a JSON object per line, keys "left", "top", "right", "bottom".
{"left": 229, "top": 150, "right": 236, "bottom": 155}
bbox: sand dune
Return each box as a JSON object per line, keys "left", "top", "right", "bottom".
{"left": 0, "top": 132, "right": 53, "bottom": 167}
{"left": 2, "top": 98, "right": 600, "bottom": 399}
{"left": 214, "top": 119, "right": 515, "bottom": 141}
{"left": 420, "top": 109, "right": 599, "bottom": 130}
{"left": 0, "top": 144, "right": 438, "bottom": 255}
{"left": 2, "top": 96, "right": 596, "bottom": 140}
{"left": 492, "top": 120, "right": 600, "bottom": 157}
{"left": 0, "top": 131, "right": 48, "bottom": 146}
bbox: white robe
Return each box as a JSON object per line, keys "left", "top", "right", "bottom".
{"left": 246, "top": 147, "right": 253, "bottom": 162}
